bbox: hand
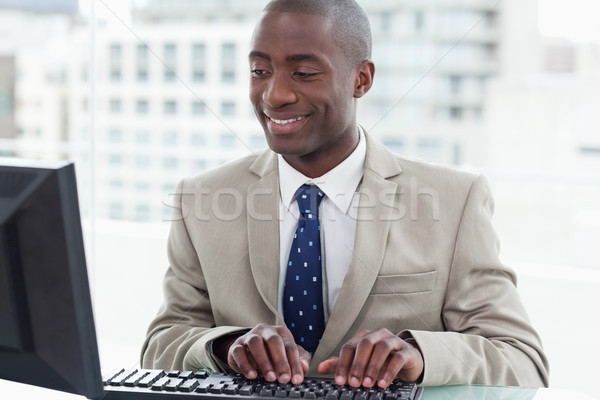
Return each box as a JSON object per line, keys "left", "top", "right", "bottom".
{"left": 227, "top": 323, "right": 311, "bottom": 384}
{"left": 317, "top": 329, "right": 423, "bottom": 388}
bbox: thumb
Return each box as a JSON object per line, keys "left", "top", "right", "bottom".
{"left": 296, "top": 345, "right": 312, "bottom": 372}
{"left": 317, "top": 357, "right": 339, "bottom": 375}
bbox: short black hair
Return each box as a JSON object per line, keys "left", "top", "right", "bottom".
{"left": 264, "top": 0, "right": 372, "bottom": 67}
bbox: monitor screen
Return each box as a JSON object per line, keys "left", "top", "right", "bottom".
{"left": 0, "top": 158, "right": 103, "bottom": 399}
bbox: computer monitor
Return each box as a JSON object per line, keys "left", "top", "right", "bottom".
{"left": 0, "top": 157, "right": 103, "bottom": 399}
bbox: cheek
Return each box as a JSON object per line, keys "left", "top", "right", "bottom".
{"left": 249, "top": 82, "right": 262, "bottom": 106}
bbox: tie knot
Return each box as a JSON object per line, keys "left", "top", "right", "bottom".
{"left": 295, "top": 184, "right": 324, "bottom": 217}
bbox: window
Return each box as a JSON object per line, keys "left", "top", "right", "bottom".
{"left": 382, "top": 138, "right": 405, "bottom": 154}
{"left": 108, "top": 154, "right": 124, "bottom": 166}
{"left": 417, "top": 140, "right": 443, "bottom": 162}
{"left": 448, "top": 75, "right": 463, "bottom": 95}
{"left": 135, "top": 156, "right": 151, "bottom": 168}
{"left": 162, "top": 131, "right": 178, "bottom": 146}
{"left": 193, "top": 159, "right": 207, "bottom": 171}
{"left": 163, "top": 157, "right": 178, "bottom": 169}
{"left": 163, "top": 100, "right": 177, "bottom": 115}
{"left": 164, "top": 43, "right": 177, "bottom": 82}
{"left": 135, "top": 130, "right": 151, "bottom": 144}
{"left": 191, "top": 131, "right": 206, "bottom": 146}
{"left": 192, "top": 43, "right": 206, "bottom": 82}
{"left": 135, "top": 181, "right": 151, "bottom": 191}
{"left": 219, "top": 132, "right": 237, "bottom": 148}
{"left": 414, "top": 10, "right": 424, "bottom": 31}
{"left": 221, "top": 43, "right": 236, "bottom": 83}
{"left": 109, "top": 98, "right": 122, "bottom": 113}
{"left": 192, "top": 100, "right": 206, "bottom": 116}
{"left": 109, "top": 43, "right": 122, "bottom": 82}
{"left": 109, "top": 179, "right": 123, "bottom": 189}
{"left": 136, "top": 44, "right": 149, "bottom": 82}
{"left": 449, "top": 106, "right": 463, "bottom": 120}
{"left": 250, "top": 134, "right": 266, "bottom": 150}
{"left": 108, "top": 128, "right": 123, "bottom": 143}
{"left": 135, "top": 204, "right": 151, "bottom": 222}
{"left": 136, "top": 99, "right": 149, "bottom": 114}
{"left": 221, "top": 101, "right": 236, "bottom": 116}
{"left": 109, "top": 203, "right": 124, "bottom": 220}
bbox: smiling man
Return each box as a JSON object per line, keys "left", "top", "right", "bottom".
{"left": 141, "top": 0, "right": 549, "bottom": 389}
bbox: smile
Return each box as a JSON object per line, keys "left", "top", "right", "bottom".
{"left": 267, "top": 115, "right": 308, "bottom": 126}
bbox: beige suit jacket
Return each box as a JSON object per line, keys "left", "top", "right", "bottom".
{"left": 141, "top": 134, "right": 549, "bottom": 387}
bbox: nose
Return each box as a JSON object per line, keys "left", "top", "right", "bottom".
{"left": 263, "top": 72, "right": 297, "bottom": 108}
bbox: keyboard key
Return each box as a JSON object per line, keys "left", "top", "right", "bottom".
{"left": 340, "top": 390, "right": 355, "bottom": 400}
{"left": 110, "top": 369, "right": 137, "bottom": 386}
{"left": 179, "top": 378, "right": 200, "bottom": 392}
{"left": 166, "top": 378, "right": 184, "bottom": 391}
{"left": 179, "top": 370, "right": 195, "bottom": 379}
{"left": 210, "top": 383, "right": 227, "bottom": 394}
{"left": 138, "top": 370, "right": 166, "bottom": 387}
{"left": 123, "top": 370, "right": 149, "bottom": 387}
{"left": 102, "top": 368, "right": 125, "bottom": 385}
{"left": 195, "top": 370, "right": 210, "bottom": 379}
{"left": 225, "top": 385, "right": 240, "bottom": 395}
{"left": 151, "top": 377, "right": 170, "bottom": 391}
{"left": 196, "top": 380, "right": 213, "bottom": 393}
{"left": 326, "top": 390, "right": 340, "bottom": 400}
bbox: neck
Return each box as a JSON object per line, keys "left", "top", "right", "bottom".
{"left": 283, "top": 130, "right": 360, "bottom": 178}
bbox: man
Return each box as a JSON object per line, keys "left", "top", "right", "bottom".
{"left": 141, "top": 0, "right": 549, "bottom": 388}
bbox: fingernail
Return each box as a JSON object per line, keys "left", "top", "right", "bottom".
{"left": 301, "top": 359, "right": 310, "bottom": 370}
{"left": 280, "top": 373, "right": 290, "bottom": 383}
{"left": 335, "top": 376, "right": 345, "bottom": 385}
{"left": 266, "top": 371, "right": 276, "bottom": 381}
{"left": 378, "top": 379, "right": 388, "bottom": 388}
{"left": 363, "top": 377, "right": 373, "bottom": 387}
{"left": 292, "top": 374, "right": 303, "bottom": 385}
{"left": 349, "top": 377, "right": 361, "bottom": 387}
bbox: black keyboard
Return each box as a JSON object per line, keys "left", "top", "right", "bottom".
{"left": 100, "top": 369, "right": 423, "bottom": 400}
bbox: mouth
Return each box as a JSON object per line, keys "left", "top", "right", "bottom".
{"left": 266, "top": 114, "right": 309, "bottom": 125}
{"left": 264, "top": 113, "right": 311, "bottom": 134}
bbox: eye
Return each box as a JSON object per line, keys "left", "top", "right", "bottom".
{"left": 294, "top": 71, "right": 318, "bottom": 78}
{"left": 251, "top": 69, "right": 266, "bottom": 76}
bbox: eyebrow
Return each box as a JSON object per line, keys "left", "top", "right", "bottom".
{"left": 249, "top": 51, "right": 325, "bottom": 64}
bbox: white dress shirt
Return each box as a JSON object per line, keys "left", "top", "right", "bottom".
{"left": 277, "top": 128, "right": 366, "bottom": 322}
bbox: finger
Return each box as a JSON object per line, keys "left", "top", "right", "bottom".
{"left": 363, "top": 337, "right": 400, "bottom": 388}
{"left": 348, "top": 335, "right": 378, "bottom": 388}
{"left": 229, "top": 342, "right": 258, "bottom": 379}
{"left": 298, "top": 346, "right": 312, "bottom": 373}
{"left": 245, "top": 334, "right": 277, "bottom": 382}
{"left": 335, "top": 330, "right": 370, "bottom": 386}
{"left": 284, "top": 343, "right": 305, "bottom": 385}
{"left": 263, "top": 332, "right": 292, "bottom": 383}
{"left": 378, "top": 351, "right": 405, "bottom": 388}
{"left": 317, "top": 357, "right": 339, "bottom": 375}
{"left": 393, "top": 344, "right": 424, "bottom": 384}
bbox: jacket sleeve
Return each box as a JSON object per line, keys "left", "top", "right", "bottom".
{"left": 140, "top": 179, "right": 247, "bottom": 371}
{"left": 402, "top": 175, "right": 550, "bottom": 387}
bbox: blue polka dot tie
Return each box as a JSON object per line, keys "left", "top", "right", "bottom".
{"left": 283, "top": 184, "right": 325, "bottom": 355}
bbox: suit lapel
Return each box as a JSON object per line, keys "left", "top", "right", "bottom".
{"left": 247, "top": 150, "right": 284, "bottom": 324}
{"left": 312, "top": 134, "right": 403, "bottom": 365}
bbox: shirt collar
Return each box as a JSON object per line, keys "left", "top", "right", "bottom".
{"left": 278, "top": 126, "right": 366, "bottom": 214}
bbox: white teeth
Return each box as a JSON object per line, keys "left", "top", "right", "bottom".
{"left": 269, "top": 115, "right": 307, "bottom": 125}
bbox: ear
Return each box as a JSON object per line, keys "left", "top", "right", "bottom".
{"left": 353, "top": 60, "right": 375, "bottom": 98}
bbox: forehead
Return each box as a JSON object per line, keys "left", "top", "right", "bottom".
{"left": 250, "top": 11, "right": 341, "bottom": 62}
